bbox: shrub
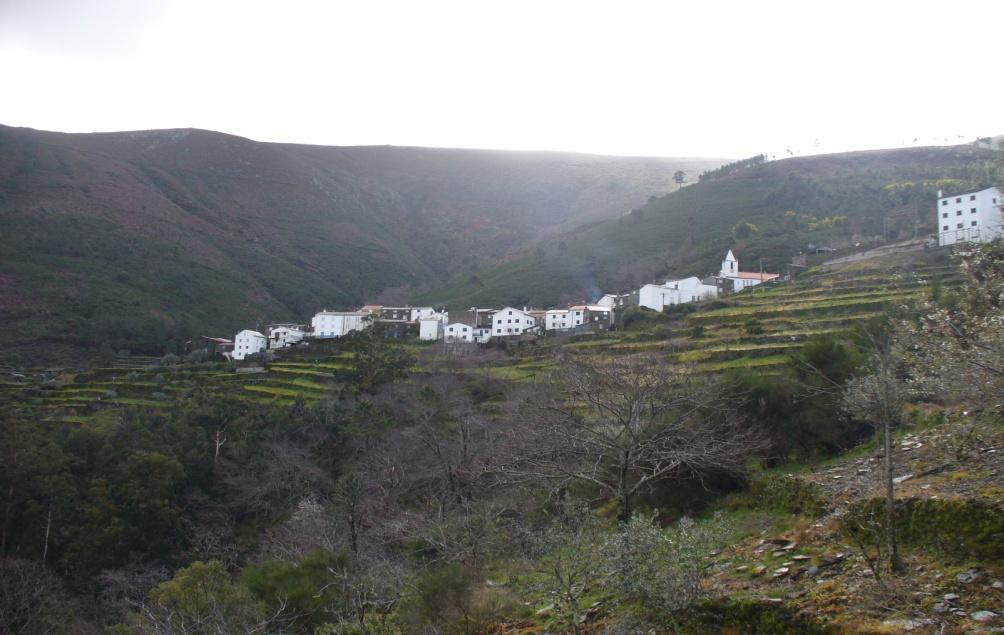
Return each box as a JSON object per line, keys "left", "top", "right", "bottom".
{"left": 844, "top": 497, "right": 1004, "bottom": 564}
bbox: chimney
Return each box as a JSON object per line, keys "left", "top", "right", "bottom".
{"left": 937, "top": 189, "right": 943, "bottom": 198}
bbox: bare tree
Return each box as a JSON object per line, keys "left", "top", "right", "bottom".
{"left": 498, "top": 355, "right": 764, "bottom": 521}
{"left": 0, "top": 557, "right": 66, "bottom": 635}
{"left": 842, "top": 328, "right": 908, "bottom": 574}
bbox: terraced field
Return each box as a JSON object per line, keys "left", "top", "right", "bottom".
{"left": 3, "top": 352, "right": 363, "bottom": 423}
{"left": 1, "top": 249, "right": 961, "bottom": 418}
{"left": 553, "top": 248, "right": 960, "bottom": 375}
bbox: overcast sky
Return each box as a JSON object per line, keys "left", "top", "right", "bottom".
{"left": 1, "top": 0, "right": 1001, "bottom": 158}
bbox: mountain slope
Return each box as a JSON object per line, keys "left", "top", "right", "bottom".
{"left": 0, "top": 125, "right": 723, "bottom": 362}
{"left": 418, "top": 145, "right": 1000, "bottom": 308}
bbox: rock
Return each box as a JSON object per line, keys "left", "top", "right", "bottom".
{"left": 772, "top": 550, "right": 787, "bottom": 557}
{"left": 991, "top": 581, "right": 1003, "bottom": 590}
{"left": 764, "top": 597, "right": 783, "bottom": 604}
{"left": 973, "top": 611, "right": 999, "bottom": 623}
{"left": 783, "top": 542, "right": 797, "bottom": 551}
{"left": 535, "top": 604, "right": 554, "bottom": 617}
{"left": 752, "top": 565, "right": 766, "bottom": 577}
{"left": 773, "top": 567, "right": 790, "bottom": 578}
{"left": 958, "top": 569, "right": 982, "bottom": 584}
{"left": 893, "top": 473, "right": 914, "bottom": 484}
{"left": 735, "top": 565, "right": 748, "bottom": 572}
{"left": 883, "top": 619, "right": 934, "bottom": 631}
{"left": 933, "top": 602, "right": 950, "bottom": 614}
{"left": 766, "top": 538, "right": 791, "bottom": 546}
{"left": 806, "top": 566, "right": 820, "bottom": 577}
{"left": 792, "top": 555, "right": 811, "bottom": 561}
{"left": 943, "top": 593, "right": 960, "bottom": 602}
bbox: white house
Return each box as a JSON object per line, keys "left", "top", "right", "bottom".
{"left": 311, "top": 311, "right": 370, "bottom": 338}
{"left": 410, "top": 307, "right": 439, "bottom": 321}
{"left": 444, "top": 322, "right": 475, "bottom": 343}
{"left": 492, "top": 307, "right": 536, "bottom": 337}
{"left": 719, "top": 250, "right": 779, "bottom": 292}
{"left": 268, "top": 325, "right": 306, "bottom": 349}
{"left": 638, "top": 277, "right": 718, "bottom": 311}
{"left": 233, "top": 329, "right": 266, "bottom": 360}
{"left": 550, "top": 309, "right": 574, "bottom": 331}
{"left": 937, "top": 187, "right": 1004, "bottom": 247}
{"left": 419, "top": 317, "right": 444, "bottom": 341}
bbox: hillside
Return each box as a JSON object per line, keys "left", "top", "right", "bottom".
{"left": 0, "top": 125, "right": 723, "bottom": 363}
{"left": 4, "top": 246, "right": 1004, "bottom": 634}
{"left": 418, "top": 144, "right": 1000, "bottom": 309}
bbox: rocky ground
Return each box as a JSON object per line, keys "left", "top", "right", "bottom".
{"left": 706, "top": 412, "right": 1004, "bottom": 634}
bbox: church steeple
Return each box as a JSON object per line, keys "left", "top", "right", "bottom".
{"left": 721, "top": 250, "right": 737, "bottom": 276}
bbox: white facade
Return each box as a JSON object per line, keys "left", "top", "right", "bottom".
{"left": 719, "top": 250, "right": 778, "bottom": 292}
{"left": 311, "top": 311, "right": 370, "bottom": 338}
{"left": 444, "top": 322, "right": 475, "bottom": 343}
{"left": 492, "top": 307, "right": 536, "bottom": 337}
{"left": 638, "top": 277, "right": 718, "bottom": 311}
{"left": 419, "top": 317, "right": 444, "bottom": 341}
{"left": 410, "top": 307, "right": 439, "bottom": 321}
{"left": 550, "top": 309, "right": 574, "bottom": 331}
{"left": 268, "top": 325, "right": 306, "bottom": 349}
{"left": 233, "top": 329, "right": 266, "bottom": 360}
{"left": 937, "top": 187, "right": 1004, "bottom": 247}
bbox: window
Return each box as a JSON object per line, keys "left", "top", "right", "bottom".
{"left": 972, "top": 221, "right": 978, "bottom": 226}
{"left": 957, "top": 223, "right": 964, "bottom": 229}
{"left": 970, "top": 195, "right": 977, "bottom": 201}
{"left": 942, "top": 200, "right": 948, "bottom": 206}
{"left": 956, "top": 197, "right": 962, "bottom": 203}
{"left": 942, "top": 212, "right": 948, "bottom": 218}
{"left": 496, "top": 329, "right": 501, "bottom": 334}
{"left": 943, "top": 225, "right": 949, "bottom": 231}
{"left": 957, "top": 210, "right": 962, "bottom": 216}
{"left": 971, "top": 208, "right": 977, "bottom": 214}
{"left": 508, "top": 311, "right": 513, "bottom": 315}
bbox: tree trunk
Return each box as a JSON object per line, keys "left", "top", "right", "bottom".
{"left": 883, "top": 418, "right": 901, "bottom": 573}
{"left": 42, "top": 506, "right": 52, "bottom": 564}
{"left": 617, "top": 451, "right": 631, "bottom": 523}
{"left": 1, "top": 483, "right": 13, "bottom": 559}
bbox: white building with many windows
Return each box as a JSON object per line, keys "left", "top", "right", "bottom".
{"left": 311, "top": 311, "right": 370, "bottom": 338}
{"left": 233, "top": 329, "right": 266, "bottom": 360}
{"left": 937, "top": 187, "right": 1004, "bottom": 246}
{"left": 492, "top": 307, "right": 536, "bottom": 337}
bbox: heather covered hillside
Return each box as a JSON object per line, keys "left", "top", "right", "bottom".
{"left": 419, "top": 145, "right": 1000, "bottom": 309}
{"left": 0, "top": 125, "right": 721, "bottom": 362}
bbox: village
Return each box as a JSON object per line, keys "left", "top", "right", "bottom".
{"left": 218, "top": 249, "right": 781, "bottom": 360}
{"left": 217, "top": 184, "right": 1004, "bottom": 361}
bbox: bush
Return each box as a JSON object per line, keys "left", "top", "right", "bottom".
{"left": 844, "top": 497, "right": 1004, "bottom": 564}
{"left": 602, "top": 513, "right": 730, "bottom": 626}
{"left": 728, "top": 472, "right": 827, "bottom": 517}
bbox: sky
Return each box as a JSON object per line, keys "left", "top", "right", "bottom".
{"left": 1, "top": 0, "right": 1001, "bottom": 159}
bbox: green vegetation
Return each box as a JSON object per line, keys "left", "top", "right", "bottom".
{"left": 0, "top": 124, "right": 720, "bottom": 364}
{"left": 418, "top": 144, "right": 996, "bottom": 309}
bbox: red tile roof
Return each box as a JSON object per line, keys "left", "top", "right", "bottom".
{"left": 734, "top": 271, "right": 779, "bottom": 280}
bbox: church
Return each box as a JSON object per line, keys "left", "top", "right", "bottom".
{"left": 719, "top": 250, "right": 779, "bottom": 292}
